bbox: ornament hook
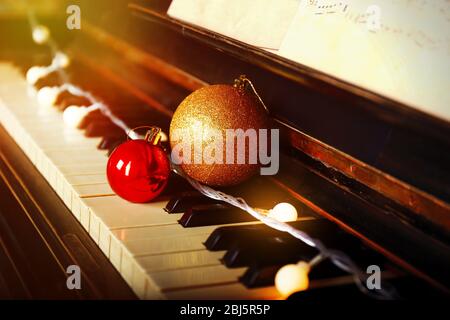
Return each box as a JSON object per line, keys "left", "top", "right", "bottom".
{"left": 127, "top": 126, "right": 162, "bottom": 145}
{"left": 233, "top": 75, "right": 269, "bottom": 113}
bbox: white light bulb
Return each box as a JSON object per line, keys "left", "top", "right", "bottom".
{"left": 275, "top": 261, "right": 310, "bottom": 297}
{"left": 37, "top": 86, "right": 59, "bottom": 107}
{"left": 54, "top": 52, "right": 70, "bottom": 68}
{"left": 63, "top": 106, "right": 88, "bottom": 128}
{"left": 268, "top": 202, "right": 298, "bottom": 222}
{"left": 26, "top": 66, "right": 47, "bottom": 85}
{"left": 32, "top": 25, "right": 50, "bottom": 44}
{"left": 160, "top": 131, "right": 168, "bottom": 142}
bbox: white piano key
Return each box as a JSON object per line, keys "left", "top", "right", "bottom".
{"left": 110, "top": 234, "right": 123, "bottom": 271}
{"left": 132, "top": 267, "right": 148, "bottom": 298}
{"left": 89, "top": 213, "right": 101, "bottom": 244}
{"left": 125, "top": 233, "right": 210, "bottom": 257}
{"left": 80, "top": 200, "right": 91, "bottom": 230}
{"left": 82, "top": 196, "right": 182, "bottom": 229}
{"left": 58, "top": 163, "right": 106, "bottom": 176}
{"left": 45, "top": 149, "right": 107, "bottom": 166}
{"left": 66, "top": 174, "right": 108, "bottom": 185}
{"left": 150, "top": 265, "right": 246, "bottom": 291}
{"left": 99, "top": 220, "right": 112, "bottom": 256}
{"left": 136, "top": 250, "right": 223, "bottom": 273}
{"left": 112, "top": 224, "right": 218, "bottom": 242}
{"left": 75, "top": 183, "right": 115, "bottom": 197}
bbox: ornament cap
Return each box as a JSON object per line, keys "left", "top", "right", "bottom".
{"left": 144, "top": 127, "right": 162, "bottom": 145}
{"left": 127, "top": 126, "right": 162, "bottom": 145}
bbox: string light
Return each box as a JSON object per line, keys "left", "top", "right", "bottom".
{"left": 275, "top": 261, "right": 310, "bottom": 297}
{"left": 32, "top": 25, "right": 50, "bottom": 44}
{"left": 174, "top": 166, "right": 397, "bottom": 299}
{"left": 268, "top": 202, "right": 298, "bottom": 222}
{"left": 26, "top": 66, "right": 47, "bottom": 85}
{"left": 63, "top": 104, "right": 102, "bottom": 128}
{"left": 37, "top": 86, "right": 60, "bottom": 107}
{"left": 63, "top": 106, "right": 89, "bottom": 128}
{"left": 54, "top": 51, "right": 70, "bottom": 68}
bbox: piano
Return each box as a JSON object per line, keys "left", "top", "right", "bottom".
{"left": 0, "top": 0, "right": 449, "bottom": 300}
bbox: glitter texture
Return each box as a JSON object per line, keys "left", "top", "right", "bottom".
{"left": 169, "top": 84, "right": 270, "bottom": 186}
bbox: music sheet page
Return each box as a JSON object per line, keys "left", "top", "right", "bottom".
{"left": 167, "top": 0, "right": 299, "bottom": 49}
{"left": 168, "top": 0, "right": 450, "bottom": 121}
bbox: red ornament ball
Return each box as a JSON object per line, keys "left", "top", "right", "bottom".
{"left": 106, "top": 139, "right": 170, "bottom": 203}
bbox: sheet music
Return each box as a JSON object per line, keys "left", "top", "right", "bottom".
{"left": 168, "top": 0, "right": 450, "bottom": 121}
{"left": 167, "top": 0, "right": 300, "bottom": 49}
{"left": 277, "top": 0, "right": 450, "bottom": 121}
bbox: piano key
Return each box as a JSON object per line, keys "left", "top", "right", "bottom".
{"left": 222, "top": 235, "right": 318, "bottom": 268}
{"left": 82, "top": 196, "right": 182, "bottom": 229}
{"left": 44, "top": 149, "right": 107, "bottom": 166}
{"left": 179, "top": 203, "right": 257, "bottom": 227}
{"left": 159, "top": 173, "right": 195, "bottom": 197}
{"left": 164, "top": 191, "right": 220, "bottom": 213}
{"left": 65, "top": 173, "right": 108, "bottom": 185}
{"left": 33, "top": 71, "right": 62, "bottom": 89}
{"left": 240, "top": 260, "right": 347, "bottom": 288}
{"left": 204, "top": 218, "right": 318, "bottom": 251}
{"left": 150, "top": 264, "right": 246, "bottom": 291}
{"left": 97, "top": 135, "right": 124, "bottom": 150}
{"left": 113, "top": 224, "right": 221, "bottom": 243}
{"left": 54, "top": 91, "right": 91, "bottom": 110}
{"left": 125, "top": 233, "right": 211, "bottom": 256}
{"left": 77, "top": 109, "right": 104, "bottom": 129}
{"left": 239, "top": 264, "right": 281, "bottom": 288}
{"left": 136, "top": 250, "right": 223, "bottom": 273}
{"left": 84, "top": 121, "right": 124, "bottom": 137}
{"left": 58, "top": 163, "right": 107, "bottom": 176}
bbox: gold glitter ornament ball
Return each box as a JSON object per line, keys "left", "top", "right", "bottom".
{"left": 169, "top": 83, "right": 270, "bottom": 186}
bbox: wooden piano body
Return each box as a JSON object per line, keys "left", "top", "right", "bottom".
{"left": 0, "top": 0, "right": 449, "bottom": 299}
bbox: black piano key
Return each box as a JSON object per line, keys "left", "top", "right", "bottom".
{"left": 204, "top": 219, "right": 330, "bottom": 251}
{"left": 34, "top": 72, "right": 62, "bottom": 89}
{"left": 222, "top": 235, "right": 318, "bottom": 268}
{"left": 160, "top": 173, "right": 195, "bottom": 197}
{"left": 55, "top": 90, "right": 91, "bottom": 110}
{"left": 97, "top": 136, "right": 124, "bottom": 150}
{"left": 178, "top": 203, "right": 256, "bottom": 227}
{"left": 240, "top": 264, "right": 281, "bottom": 288}
{"left": 240, "top": 260, "right": 348, "bottom": 288}
{"left": 78, "top": 109, "right": 105, "bottom": 129}
{"left": 164, "top": 191, "right": 220, "bottom": 213}
{"left": 84, "top": 122, "right": 123, "bottom": 138}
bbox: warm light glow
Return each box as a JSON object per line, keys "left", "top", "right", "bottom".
{"left": 26, "top": 66, "right": 46, "bottom": 85}
{"left": 63, "top": 106, "right": 88, "bottom": 128}
{"left": 32, "top": 25, "right": 50, "bottom": 44}
{"left": 275, "top": 261, "right": 310, "bottom": 297}
{"left": 37, "top": 87, "right": 59, "bottom": 107}
{"left": 268, "top": 202, "right": 298, "bottom": 222}
{"left": 160, "top": 131, "right": 168, "bottom": 142}
{"left": 54, "top": 52, "right": 70, "bottom": 68}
